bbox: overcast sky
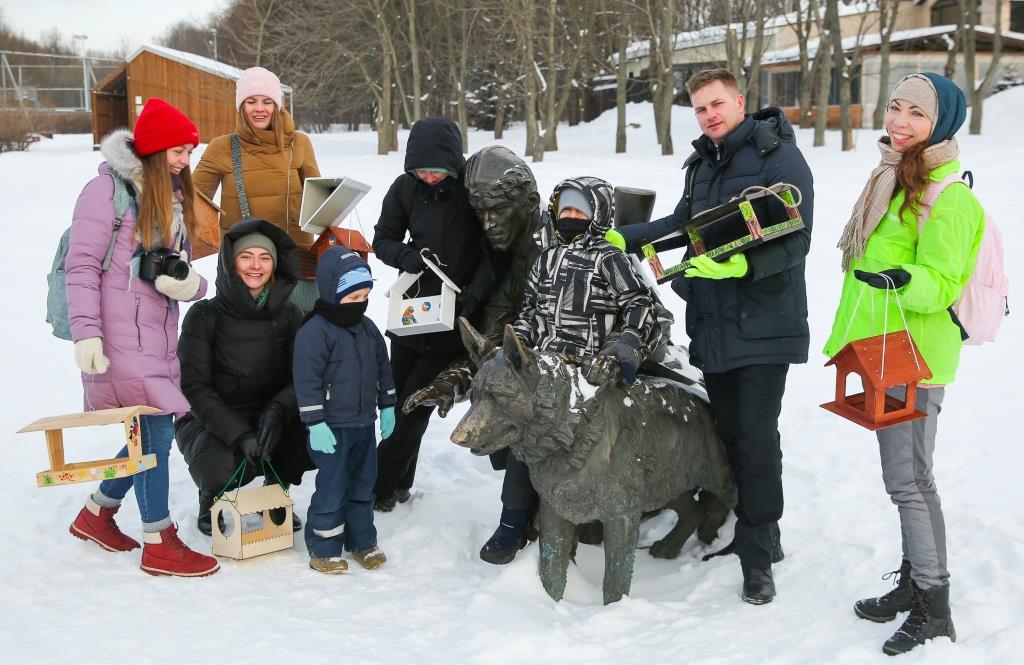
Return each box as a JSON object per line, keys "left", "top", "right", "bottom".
{"left": 2, "top": 0, "right": 227, "bottom": 53}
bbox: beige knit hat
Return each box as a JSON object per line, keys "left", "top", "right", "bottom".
{"left": 233, "top": 232, "right": 277, "bottom": 266}
{"left": 235, "top": 67, "right": 283, "bottom": 110}
{"left": 888, "top": 74, "right": 939, "bottom": 125}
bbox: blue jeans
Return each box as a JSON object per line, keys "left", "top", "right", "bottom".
{"left": 305, "top": 425, "right": 378, "bottom": 558}
{"left": 95, "top": 414, "right": 173, "bottom": 532}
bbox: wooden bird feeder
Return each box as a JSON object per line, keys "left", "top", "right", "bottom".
{"left": 312, "top": 227, "right": 374, "bottom": 263}
{"left": 820, "top": 331, "right": 932, "bottom": 430}
{"left": 191, "top": 191, "right": 222, "bottom": 260}
{"left": 641, "top": 183, "right": 804, "bottom": 284}
{"left": 17, "top": 406, "right": 160, "bottom": 487}
{"left": 211, "top": 484, "right": 295, "bottom": 560}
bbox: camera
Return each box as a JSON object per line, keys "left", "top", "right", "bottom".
{"left": 139, "top": 248, "right": 190, "bottom": 282}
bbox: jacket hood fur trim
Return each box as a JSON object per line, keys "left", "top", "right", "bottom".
{"left": 99, "top": 128, "right": 145, "bottom": 187}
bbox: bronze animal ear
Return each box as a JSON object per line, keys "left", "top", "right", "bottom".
{"left": 502, "top": 324, "right": 534, "bottom": 371}
{"left": 459, "top": 317, "right": 495, "bottom": 365}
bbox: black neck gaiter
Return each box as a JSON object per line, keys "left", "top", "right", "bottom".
{"left": 307, "top": 299, "right": 369, "bottom": 328}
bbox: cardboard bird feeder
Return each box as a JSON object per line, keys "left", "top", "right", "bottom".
{"left": 211, "top": 483, "right": 295, "bottom": 560}
{"left": 386, "top": 254, "right": 461, "bottom": 336}
{"left": 641, "top": 183, "right": 804, "bottom": 284}
{"left": 17, "top": 406, "right": 160, "bottom": 487}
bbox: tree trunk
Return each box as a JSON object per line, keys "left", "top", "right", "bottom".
{"left": 967, "top": 0, "right": 1003, "bottom": 135}
{"left": 746, "top": 0, "right": 767, "bottom": 110}
{"left": 616, "top": 15, "right": 627, "bottom": 154}
{"left": 494, "top": 84, "right": 506, "bottom": 139}
{"left": 457, "top": 0, "right": 470, "bottom": 151}
{"left": 826, "top": 0, "right": 852, "bottom": 151}
{"left": 405, "top": 0, "right": 421, "bottom": 122}
{"left": 542, "top": 0, "right": 559, "bottom": 151}
{"left": 872, "top": 0, "right": 901, "bottom": 130}
{"left": 378, "top": 42, "right": 392, "bottom": 155}
{"left": 657, "top": 0, "right": 674, "bottom": 155}
{"left": 812, "top": 0, "right": 830, "bottom": 149}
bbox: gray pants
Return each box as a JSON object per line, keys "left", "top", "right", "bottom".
{"left": 876, "top": 386, "right": 948, "bottom": 589}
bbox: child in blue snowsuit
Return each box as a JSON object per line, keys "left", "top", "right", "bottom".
{"left": 293, "top": 247, "right": 397, "bottom": 573}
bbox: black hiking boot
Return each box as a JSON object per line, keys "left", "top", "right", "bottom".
{"left": 770, "top": 522, "right": 785, "bottom": 564}
{"left": 479, "top": 507, "right": 529, "bottom": 565}
{"left": 741, "top": 564, "right": 776, "bottom": 605}
{"left": 395, "top": 488, "right": 412, "bottom": 504}
{"left": 882, "top": 582, "right": 956, "bottom": 656}
{"left": 855, "top": 559, "right": 913, "bottom": 623}
{"left": 197, "top": 490, "right": 215, "bottom": 537}
{"left": 374, "top": 494, "right": 397, "bottom": 512}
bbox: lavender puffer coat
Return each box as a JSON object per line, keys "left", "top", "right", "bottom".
{"left": 66, "top": 129, "right": 208, "bottom": 417}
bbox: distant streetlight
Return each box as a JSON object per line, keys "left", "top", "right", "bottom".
{"left": 72, "top": 34, "right": 90, "bottom": 111}
{"left": 209, "top": 28, "right": 218, "bottom": 61}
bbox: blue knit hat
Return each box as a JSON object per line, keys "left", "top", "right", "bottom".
{"left": 336, "top": 266, "right": 373, "bottom": 299}
{"left": 920, "top": 72, "right": 966, "bottom": 145}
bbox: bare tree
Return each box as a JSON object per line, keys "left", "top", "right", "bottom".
{"left": 962, "top": 0, "right": 1004, "bottom": 134}
{"left": 872, "top": 0, "right": 901, "bottom": 130}
{"left": 812, "top": 0, "right": 830, "bottom": 147}
{"left": 745, "top": 0, "right": 768, "bottom": 110}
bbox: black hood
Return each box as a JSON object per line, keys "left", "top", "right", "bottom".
{"left": 546, "top": 176, "right": 615, "bottom": 244}
{"left": 216, "top": 218, "right": 298, "bottom": 320}
{"left": 404, "top": 117, "right": 466, "bottom": 176}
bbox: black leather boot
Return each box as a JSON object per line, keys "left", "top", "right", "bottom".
{"left": 479, "top": 507, "right": 529, "bottom": 565}
{"left": 770, "top": 522, "right": 784, "bottom": 564}
{"left": 882, "top": 582, "right": 956, "bottom": 655}
{"left": 741, "top": 564, "right": 776, "bottom": 605}
{"left": 855, "top": 559, "right": 914, "bottom": 623}
{"left": 197, "top": 490, "right": 216, "bottom": 537}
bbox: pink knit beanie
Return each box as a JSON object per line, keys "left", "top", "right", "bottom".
{"left": 235, "top": 67, "right": 283, "bottom": 110}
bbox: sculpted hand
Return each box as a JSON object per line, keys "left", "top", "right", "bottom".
{"left": 404, "top": 379, "right": 457, "bottom": 416}
{"left": 597, "top": 330, "right": 642, "bottom": 385}
{"left": 854, "top": 268, "right": 911, "bottom": 290}
{"left": 379, "top": 407, "right": 396, "bottom": 439}
{"left": 684, "top": 253, "right": 748, "bottom": 280}
{"left": 308, "top": 422, "right": 337, "bottom": 454}
{"left": 74, "top": 337, "right": 110, "bottom": 375}
{"left": 153, "top": 251, "right": 201, "bottom": 301}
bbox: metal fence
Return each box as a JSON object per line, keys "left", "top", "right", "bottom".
{"left": 0, "top": 50, "right": 122, "bottom": 112}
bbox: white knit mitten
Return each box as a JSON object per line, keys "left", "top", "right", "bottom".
{"left": 153, "top": 251, "right": 200, "bottom": 301}
{"left": 74, "top": 337, "right": 110, "bottom": 374}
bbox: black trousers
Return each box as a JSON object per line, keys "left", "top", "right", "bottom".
{"left": 703, "top": 363, "right": 789, "bottom": 569}
{"left": 374, "top": 342, "right": 463, "bottom": 497}
{"left": 175, "top": 413, "right": 313, "bottom": 493}
{"left": 491, "top": 448, "right": 538, "bottom": 511}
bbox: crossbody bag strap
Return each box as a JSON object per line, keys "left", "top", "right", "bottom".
{"left": 100, "top": 173, "right": 137, "bottom": 271}
{"left": 230, "top": 133, "right": 252, "bottom": 218}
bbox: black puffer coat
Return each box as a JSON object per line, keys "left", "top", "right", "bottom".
{"left": 621, "top": 108, "right": 814, "bottom": 374}
{"left": 177, "top": 218, "right": 304, "bottom": 447}
{"left": 372, "top": 117, "right": 495, "bottom": 352}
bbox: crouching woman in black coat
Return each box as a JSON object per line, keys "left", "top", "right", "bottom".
{"left": 176, "top": 218, "right": 313, "bottom": 535}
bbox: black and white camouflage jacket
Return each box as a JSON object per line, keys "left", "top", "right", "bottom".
{"left": 512, "top": 177, "right": 659, "bottom": 359}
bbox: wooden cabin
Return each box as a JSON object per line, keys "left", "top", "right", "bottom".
{"left": 91, "top": 44, "right": 293, "bottom": 149}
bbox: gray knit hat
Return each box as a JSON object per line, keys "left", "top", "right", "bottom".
{"left": 557, "top": 188, "right": 593, "bottom": 219}
{"left": 888, "top": 74, "right": 938, "bottom": 125}
{"left": 233, "top": 232, "right": 277, "bottom": 266}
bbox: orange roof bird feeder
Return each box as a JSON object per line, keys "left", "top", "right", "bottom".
{"left": 821, "top": 331, "right": 932, "bottom": 430}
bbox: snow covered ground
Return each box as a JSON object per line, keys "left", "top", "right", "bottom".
{"left": 2, "top": 90, "right": 1021, "bottom": 664}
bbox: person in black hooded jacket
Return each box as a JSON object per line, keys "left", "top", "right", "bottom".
{"left": 371, "top": 117, "right": 495, "bottom": 510}
{"left": 176, "top": 218, "right": 314, "bottom": 536}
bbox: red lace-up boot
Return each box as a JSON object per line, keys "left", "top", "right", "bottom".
{"left": 69, "top": 497, "right": 141, "bottom": 552}
{"left": 140, "top": 524, "right": 220, "bottom": 577}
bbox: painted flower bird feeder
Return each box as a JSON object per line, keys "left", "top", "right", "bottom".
{"left": 820, "top": 330, "right": 932, "bottom": 430}
{"left": 641, "top": 183, "right": 805, "bottom": 284}
{"left": 211, "top": 484, "right": 295, "bottom": 560}
{"left": 17, "top": 406, "right": 160, "bottom": 487}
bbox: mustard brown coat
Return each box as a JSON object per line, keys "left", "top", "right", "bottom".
{"left": 193, "top": 110, "right": 321, "bottom": 249}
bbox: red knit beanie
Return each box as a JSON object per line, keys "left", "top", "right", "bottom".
{"left": 133, "top": 98, "right": 200, "bottom": 156}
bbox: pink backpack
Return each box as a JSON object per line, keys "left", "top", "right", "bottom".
{"left": 919, "top": 171, "right": 1009, "bottom": 345}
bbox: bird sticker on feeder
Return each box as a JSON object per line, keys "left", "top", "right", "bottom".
{"left": 386, "top": 251, "right": 461, "bottom": 336}
{"left": 641, "top": 183, "right": 804, "bottom": 284}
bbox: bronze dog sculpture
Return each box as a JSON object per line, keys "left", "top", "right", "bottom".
{"left": 450, "top": 320, "right": 735, "bottom": 604}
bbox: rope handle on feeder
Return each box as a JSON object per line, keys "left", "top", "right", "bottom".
{"left": 840, "top": 271, "right": 923, "bottom": 381}
{"left": 214, "top": 459, "right": 290, "bottom": 505}
{"left": 738, "top": 182, "right": 803, "bottom": 209}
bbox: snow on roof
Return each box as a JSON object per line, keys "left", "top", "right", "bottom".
{"left": 760, "top": 25, "right": 1024, "bottom": 66}
{"left": 125, "top": 44, "right": 293, "bottom": 93}
{"left": 618, "top": 2, "right": 876, "bottom": 63}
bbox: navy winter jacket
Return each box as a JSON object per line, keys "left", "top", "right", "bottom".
{"left": 293, "top": 248, "right": 397, "bottom": 427}
{"left": 619, "top": 108, "right": 814, "bottom": 373}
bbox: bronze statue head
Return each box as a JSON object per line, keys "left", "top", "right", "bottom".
{"left": 465, "top": 146, "right": 540, "bottom": 251}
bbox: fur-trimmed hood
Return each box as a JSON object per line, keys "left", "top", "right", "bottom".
{"left": 99, "top": 128, "right": 144, "bottom": 188}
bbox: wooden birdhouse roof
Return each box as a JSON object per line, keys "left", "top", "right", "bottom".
{"left": 825, "top": 331, "right": 931, "bottom": 388}
{"left": 218, "top": 485, "right": 294, "bottom": 515}
{"left": 313, "top": 228, "right": 373, "bottom": 253}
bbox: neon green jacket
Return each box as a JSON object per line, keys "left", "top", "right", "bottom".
{"left": 823, "top": 159, "right": 984, "bottom": 385}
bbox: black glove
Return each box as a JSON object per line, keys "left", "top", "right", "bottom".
{"left": 597, "top": 330, "right": 642, "bottom": 385}
{"left": 400, "top": 251, "right": 427, "bottom": 274}
{"left": 854, "top": 268, "right": 911, "bottom": 290}
{"left": 237, "top": 432, "right": 263, "bottom": 466}
{"left": 256, "top": 402, "right": 287, "bottom": 460}
{"left": 456, "top": 292, "right": 479, "bottom": 321}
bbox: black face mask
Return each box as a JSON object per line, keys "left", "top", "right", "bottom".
{"left": 555, "top": 217, "right": 590, "bottom": 243}
{"left": 310, "top": 299, "right": 369, "bottom": 328}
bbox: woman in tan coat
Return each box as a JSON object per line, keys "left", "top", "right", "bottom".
{"left": 194, "top": 66, "right": 321, "bottom": 310}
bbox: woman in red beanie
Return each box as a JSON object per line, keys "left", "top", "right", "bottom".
{"left": 66, "top": 98, "right": 220, "bottom": 577}
{"left": 193, "top": 67, "right": 321, "bottom": 312}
